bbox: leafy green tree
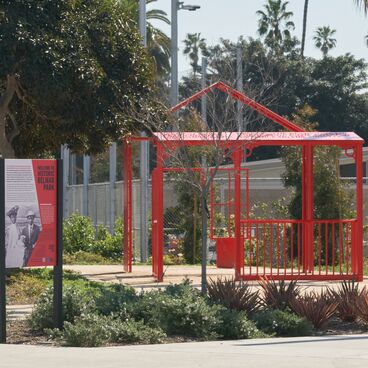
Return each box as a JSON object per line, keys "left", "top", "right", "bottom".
{"left": 282, "top": 106, "right": 354, "bottom": 263}
{"left": 313, "top": 26, "right": 337, "bottom": 57}
{"left": 303, "top": 55, "right": 368, "bottom": 140}
{"left": 0, "top": 0, "right": 154, "bottom": 158}
{"left": 256, "top": 0, "right": 295, "bottom": 49}
{"left": 183, "top": 33, "right": 208, "bottom": 75}
{"left": 121, "top": 0, "right": 171, "bottom": 78}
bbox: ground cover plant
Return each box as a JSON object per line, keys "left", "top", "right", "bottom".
{"left": 252, "top": 309, "right": 313, "bottom": 337}
{"left": 21, "top": 276, "right": 368, "bottom": 347}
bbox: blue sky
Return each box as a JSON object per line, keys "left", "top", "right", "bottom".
{"left": 151, "top": 0, "right": 368, "bottom": 76}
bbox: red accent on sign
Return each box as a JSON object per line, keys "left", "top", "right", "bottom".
{"left": 26, "top": 160, "right": 57, "bottom": 267}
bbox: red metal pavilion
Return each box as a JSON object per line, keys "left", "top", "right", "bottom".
{"left": 123, "top": 82, "right": 364, "bottom": 282}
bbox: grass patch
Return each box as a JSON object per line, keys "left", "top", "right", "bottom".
{"left": 6, "top": 268, "right": 87, "bottom": 305}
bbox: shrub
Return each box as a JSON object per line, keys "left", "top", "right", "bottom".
{"left": 207, "top": 277, "right": 260, "bottom": 316}
{"left": 28, "top": 283, "right": 97, "bottom": 331}
{"left": 49, "top": 314, "right": 166, "bottom": 347}
{"left": 290, "top": 290, "right": 338, "bottom": 328}
{"left": 328, "top": 280, "right": 361, "bottom": 322}
{"left": 253, "top": 309, "right": 313, "bottom": 337}
{"left": 111, "top": 319, "right": 166, "bottom": 344}
{"left": 133, "top": 283, "right": 222, "bottom": 339}
{"left": 217, "top": 309, "right": 264, "bottom": 339}
{"left": 61, "top": 314, "right": 113, "bottom": 347}
{"left": 259, "top": 278, "right": 300, "bottom": 311}
{"left": 95, "top": 283, "right": 138, "bottom": 316}
{"left": 63, "top": 213, "right": 95, "bottom": 254}
{"left": 90, "top": 219, "right": 123, "bottom": 261}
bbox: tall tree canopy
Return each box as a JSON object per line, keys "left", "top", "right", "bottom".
{"left": 313, "top": 26, "right": 337, "bottom": 57}
{"left": 0, "top": 0, "right": 155, "bottom": 158}
{"left": 183, "top": 33, "right": 208, "bottom": 75}
{"left": 179, "top": 37, "right": 368, "bottom": 158}
{"left": 256, "top": 0, "right": 295, "bottom": 49}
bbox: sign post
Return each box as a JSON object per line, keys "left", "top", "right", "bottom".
{"left": 0, "top": 158, "right": 63, "bottom": 343}
{"left": 0, "top": 159, "right": 6, "bottom": 343}
{"left": 53, "top": 159, "right": 63, "bottom": 329}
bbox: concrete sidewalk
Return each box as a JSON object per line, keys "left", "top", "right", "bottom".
{"left": 6, "top": 304, "right": 33, "bottom": 320}
{"left": 1, "top": 334, "right": 368, "bottom": 368}
{"left": 64, "top": 264, "right": 368, "bottom": 290}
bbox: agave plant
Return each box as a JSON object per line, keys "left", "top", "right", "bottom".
{"left": 207, "top": 277, "right": 260, "bottom": 316}
{"left": 328, "top": 280, "right": 360, "bottom": 322}
{"left": 290, "top": 290, "right": 338, "bottom": 328}
{"left": 353, "top": 287, "right": 368, "bottom": 324}
{"left": 258, "top": 278, "right": 300, "bottom": 311}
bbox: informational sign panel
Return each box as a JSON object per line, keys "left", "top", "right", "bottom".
{"left": 5, "top": 159, "right": 57, "bottom": 268}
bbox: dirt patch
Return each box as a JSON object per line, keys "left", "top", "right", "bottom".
{"left": 6, "top": 321, "right": 53, "bottom": 345}
{"left": 318, "top": 317, "right": 368, "bottom": 335}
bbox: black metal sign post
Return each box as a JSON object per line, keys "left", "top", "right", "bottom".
{"left": 0, "top": 159, "right": 6, "bottom": 343}
{"left": 53, "top": 159, "right": 63, "bottom": 329}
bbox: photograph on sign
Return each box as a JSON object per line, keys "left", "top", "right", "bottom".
{"left": 5, "top": 159, "right": 57, "bottom": 268}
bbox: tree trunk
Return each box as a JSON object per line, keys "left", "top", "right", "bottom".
{"left": 0, "top": 75, "right": 17, "bottom": 158}
{"left": 200, "top": 193, "right": 208, "bottom": 295}
{"left": 301, "top": 0, "right": 309, "bottom": 58}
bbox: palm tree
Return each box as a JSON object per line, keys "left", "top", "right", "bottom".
{"left": 301, "top": 0, "right": 309, "bottom": 57}
{"left": 313, "top": 26, "right": 337, "bottom": 57}
{"left": 354, "top": 0, "right": 368, "bottom": 13}
{"left": 256, "top": 0, "right": 295, "bottom": 48}
{"left": 183, "top": 33, "right": 208, "bottom": 75}
{"left": 121, "top": 0, "right": 171, "bottom": 77}
{"left": 354, "top": 0, "right": 368, "bottom": 47}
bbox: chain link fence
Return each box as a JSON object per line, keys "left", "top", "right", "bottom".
{"left": 65, "top": 177, "right": 368, "bottom": 261}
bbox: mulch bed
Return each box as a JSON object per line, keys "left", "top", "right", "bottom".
{"left": 6, "top": 321, "right": 52, "bottom": 345}
{"left": 318, "top": 317, "right": 368, "bottom": 336}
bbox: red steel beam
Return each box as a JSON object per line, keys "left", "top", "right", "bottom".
{"left": 170, "top": 81, "right": 305, "bottom": 133}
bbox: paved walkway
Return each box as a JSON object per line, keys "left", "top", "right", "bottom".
{"left": 6, "top": 304, "right": 33, "bottom": 321}
{"left": 64, "top": 264, "right": 368, "bottom": 290}
{"left": 1, "top": 334, "right": 368, "bottom": 368}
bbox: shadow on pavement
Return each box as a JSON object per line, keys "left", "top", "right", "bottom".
{"left": 235, "top": 335, "right": 368, "bottom": 347}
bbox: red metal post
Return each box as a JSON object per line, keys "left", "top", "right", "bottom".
{"left": 151, "top": 144, "right": 164, "bottom": 281}
{"left": 302, "top": 145, "right": 314, "bottom": 272}
{"left": 301, "top": 147, "right": 306, "bottom": 271}
{"left": 232, "top": 149, "right": 243, "bottom": 280}
{"left": 355, "top": 144, "right": 364, "bottom": 281}
{"left": 123, "top": 141, "right": 133, "bottom": 273}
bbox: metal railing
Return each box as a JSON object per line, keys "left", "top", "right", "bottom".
{"left": 241, "top": 219, "right": 358, "bottom": 280}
